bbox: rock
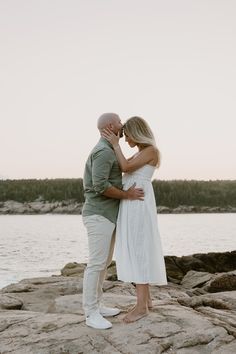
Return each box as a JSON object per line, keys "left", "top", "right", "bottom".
{"left": 205, "top": 271, "right": 236, "bottom": 292}
{"left": 0, "top": 294, "right": 23, "bottom": 310}
{"left": 106, "top": 260, "right": 118, "bottom": 281}
{"left": 1, "top": 283, "right": 37, "bottom": 293}
{"left": 181, "top": 270, "right": 214, "bottom": 288}
{"left": 0, "top": 299, "right": 235, "bottom": 353}
{"left": 165, "top": 250, "right": 236, "bottom": 282}
{"left": 179, "top": 269, "right": 236, "bottom": 294}
{"left": 1, "top": 276, "right": 83, "bottom": 312}
{"left": 0, "top": 200, "right": 83, "bottom": 215}
{"left": 60, "top": 261, "right": 118, "bottom": 280}
{"left": 199, "top": 308, "right": 236, "bottom": 341}
{"left": 164, "top": 256, "right": 185, "bottom": 282}
{"left": 186, "top": 287, "right": 208, "bottom": 296}
{"left": 178, "top": 290, "right": 236, "bottom": 310}
{"left": 0, "top": 200, "right": 26, "bottom": 214}
{"left": 157, "top": 206, "right": 171, "bottom": 213}
{"left": 1, "top": 200, "right": 235, "bottom": 214}
{"left": 28, "top": 201, "right": 45, "bottom": 212}
{"left": 47, "top": 293, "right": 136, "bottom": 315}
{"left": 1, "top": 255, "right": 236, "bottom": 353}
{"left": 172, "top": 205, "right": 197, "bottom": 213}
{"left": 51, "top": 202, "right": 83, "bottom": 214}
{"left": 61, "top": 262, "right": 86, "bottom": 276}
{"left": 208, "top": 206, "right": 221, "bottom": 212}
{"left": 37, "top": 202, "right": 53, "bottom": 213}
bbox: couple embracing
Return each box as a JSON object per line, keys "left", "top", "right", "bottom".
{"left": 82, "top": 113, "right": 167, "bottom": 329}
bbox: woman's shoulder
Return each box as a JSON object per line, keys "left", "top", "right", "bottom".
{"left": 142, "top": 146, "right": 159, "bottom": 166}
{"left": 142, "top": 145, "right": 157, "bottom": 155}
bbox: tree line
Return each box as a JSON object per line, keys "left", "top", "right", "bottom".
{"left": 0, "top": 179, "right": 235, "bottom": 207}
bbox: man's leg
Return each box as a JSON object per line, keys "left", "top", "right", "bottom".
{"left": 97, "top": 229, "right": 116, "bottom": 306}
{"left": 82, "top": 215, "right": 115, "bottom": 317}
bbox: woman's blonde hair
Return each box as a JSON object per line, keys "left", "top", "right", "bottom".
{"left": 123, "top": 116, "right": 161, "bottom": 167}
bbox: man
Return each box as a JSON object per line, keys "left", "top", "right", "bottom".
{"left": 82, "top": 113, "right": 144, "bottom": 329}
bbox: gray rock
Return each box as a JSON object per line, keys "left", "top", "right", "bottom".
{"left": 1, "top": 200, "right": 235, "bottom": 215}
{"left": 204, "top": 271, "right": 236, "bottom": 292}
{"left": 61, "top": 262, "right": 86, "bottom": 276}
{"left": 157, "top": 206, "right": 171, "bottom": 213}
{"left": 178, "top": 290, "right": 236, "bottom": 310}
{"left": 165, "top": 250, "right": 236, "bottom": 282}
{"left": 0, "top": 294, "right": 23, "bottom": 310}
{"left": 1, "top": 261, "right": 236, "bottom": 353}
{"left": 1, "top": 276, "right": 83, "bottom": 312}
{"left": 181, "top": 270, "right": 214, "bottom": 289}
{"left": 0, "top": 299, "right": 235, "bottom": 354}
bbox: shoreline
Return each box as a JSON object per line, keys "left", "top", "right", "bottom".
{"left": 2, "top": 249, "right": 236, "bottom": 291}
{"left": 0, "top": 200, "right": 236, "bottom": 215}
{"left": 1, "top": 250, "right": 235, "bottom": 290}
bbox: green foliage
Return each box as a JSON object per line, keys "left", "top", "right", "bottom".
{"left": 0, "top": 179, "right": 84, "bottom": 203}
{"left": 152, "top": 180, "right": 236, "bottom": 207}
{"left": 0, "top": 179, "right": 235, "bottom": 207}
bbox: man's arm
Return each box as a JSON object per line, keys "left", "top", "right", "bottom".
{"left": 91, "top": 149, "right": 115, "bottom": 194}
{"left": 92, "top": 148, "right": 144, "bottom": 200}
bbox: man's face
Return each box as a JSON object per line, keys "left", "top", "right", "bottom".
{"left": 111, "top": 116, "right": 123, "bottom": 135}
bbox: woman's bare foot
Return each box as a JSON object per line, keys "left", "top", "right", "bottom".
{"left": 123, "top": 306, "right": 149, "bottom": 323}
{"left": 129, "top": 301, "right": 153, "bottom": 312}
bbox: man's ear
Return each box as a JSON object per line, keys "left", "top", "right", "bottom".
{"left": 109, "top": 123, "right": 114, "bottom": 131}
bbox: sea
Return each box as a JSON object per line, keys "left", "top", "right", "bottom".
{"left": 0, "top": 214, "right": 235, "bottom": 289}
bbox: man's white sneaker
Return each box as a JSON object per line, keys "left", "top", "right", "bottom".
{"left": 100, "top": 306, "right": 121, "bottom": 317}
{"left": 86, "top": 311, "right": 112, "bottom": 329}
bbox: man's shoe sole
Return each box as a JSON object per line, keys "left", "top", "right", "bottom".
{"left": 86, "top": 320, "right": 112, "bottom": 330}
{"left": 100, "top": 309, "right": 121, "bottom": 317}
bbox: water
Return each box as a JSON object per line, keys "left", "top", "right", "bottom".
{"left": 0, "top": 214, "right": 235, "bottom": 289}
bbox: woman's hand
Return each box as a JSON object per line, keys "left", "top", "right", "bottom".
{"left": 102, "top": 128, "right": 120, "bottom": 148}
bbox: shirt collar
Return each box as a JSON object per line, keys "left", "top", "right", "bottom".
{"left": 99, "top": 137, "right": 113, "bottom": 149}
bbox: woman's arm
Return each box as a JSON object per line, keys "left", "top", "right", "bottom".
{"left": 113, "top": 145, "right": 155, "bottom": 172}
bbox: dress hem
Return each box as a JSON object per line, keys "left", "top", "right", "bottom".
{"left": 117, "top": 278, "right": 168, "bottom": 285}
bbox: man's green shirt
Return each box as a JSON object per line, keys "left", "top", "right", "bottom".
{"left": 82, "top": 138, "right": 122, "bottom": 224}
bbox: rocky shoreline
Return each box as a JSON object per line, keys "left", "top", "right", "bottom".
{"left": 0, "top": 251, "right": 236, "bottom": 353}
{"left": 0, "top": 200, "right": 235, "bottom": 215}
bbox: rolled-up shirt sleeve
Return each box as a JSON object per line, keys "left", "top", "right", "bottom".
{"left": 92, "top": 148, "right": 114, "bottom": 194}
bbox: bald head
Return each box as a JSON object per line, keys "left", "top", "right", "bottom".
{"left": 97, "top": 113, "right": 120, "bottom": 131}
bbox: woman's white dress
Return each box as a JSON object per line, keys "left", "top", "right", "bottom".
{"left": 115, "top": 164, "right": 167, "bottom": 284}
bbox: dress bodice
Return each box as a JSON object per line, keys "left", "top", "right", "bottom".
{"left": 122, "top": 164, "right": 155, "bottom": 184}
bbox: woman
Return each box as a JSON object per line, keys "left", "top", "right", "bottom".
{"left": 102, "top": 116, "right": 167, "bottom": 323}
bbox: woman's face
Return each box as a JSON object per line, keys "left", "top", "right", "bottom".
{"left": 124, "top": 132, "right": 136, "bottom": 148}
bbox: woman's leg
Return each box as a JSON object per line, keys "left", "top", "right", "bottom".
{"left": 123, "top": 284, "right": 149, "bottom": 322}
{"left": 129, "top": 283, "right": 153, "bottom": 310}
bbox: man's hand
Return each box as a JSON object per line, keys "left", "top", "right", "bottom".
{"left": 126, "top": 183, "right": 144, "bottom": 200}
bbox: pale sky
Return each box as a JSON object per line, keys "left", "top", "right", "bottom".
{"left": 1, "top": 0, "right": 236, "bottom": 180}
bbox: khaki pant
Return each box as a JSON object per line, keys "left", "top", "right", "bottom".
{"left": 82, "top": 214, "right": 116, "bottom": 316}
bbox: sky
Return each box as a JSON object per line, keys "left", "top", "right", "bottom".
{"left": 1, "top": 0, "right": 236, "bottom": 181}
